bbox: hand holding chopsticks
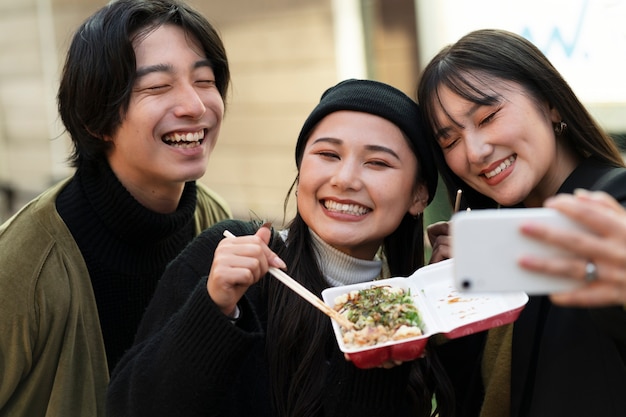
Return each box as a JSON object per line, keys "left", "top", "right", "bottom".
{"left": 223, "top": 230, "right": 354, "bottom": 329}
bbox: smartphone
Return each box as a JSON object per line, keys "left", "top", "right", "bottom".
{"left": 451, "top": 208, "right": 585, "bottom": 294}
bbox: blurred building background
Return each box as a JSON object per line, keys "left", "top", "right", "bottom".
{"left": 1, "top": 0, "right": 625, "bottom": 225}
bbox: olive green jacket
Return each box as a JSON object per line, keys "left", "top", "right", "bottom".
{"left": 0, "top": 179, "right": 230, "bottom": 417}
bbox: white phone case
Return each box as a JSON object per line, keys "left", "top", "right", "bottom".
{"left": 451, "top": 208, "right": 584, "bottom": 294}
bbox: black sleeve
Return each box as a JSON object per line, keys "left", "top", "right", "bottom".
{"left": 131, "top": 219, "right": 259, "bottom": 342}
{"left": 106, "top": 220, "right": 265, "bottom": 417}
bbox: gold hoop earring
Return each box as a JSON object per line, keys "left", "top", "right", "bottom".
{"left": 554, "top": 121, "right": 567, "bottom": 135}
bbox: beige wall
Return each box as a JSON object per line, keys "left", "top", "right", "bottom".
{"left": 198, "top": 0, "right": 338, "bottom": 225}
{"left": 0, "top": 0, "right": 421, "bottom": 224}
{"left": 0, "top": 0, "right": 102, "bottom": 220}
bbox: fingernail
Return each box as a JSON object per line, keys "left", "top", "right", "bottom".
{"left": 273, "top": 256, "right": 287, "bottom": 269}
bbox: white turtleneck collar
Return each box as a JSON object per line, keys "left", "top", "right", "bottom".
{"left": 309, "top": 229, "right": 382, "bottom": 286}
{"left": 278, "top": 228, "right": 384, "bottom": 286}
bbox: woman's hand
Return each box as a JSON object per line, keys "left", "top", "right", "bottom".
{"left": 518, "top": 189, "right": 626, "bottom": 307}
{"left": 207, "top": 226, "right": 286, "bottom": 317}
{"left": 427, "top": 221, "right": 452, "bottom": 264}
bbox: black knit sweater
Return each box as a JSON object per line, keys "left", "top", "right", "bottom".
{"left": 107, "top": 219, "right": 418, "bottom": 417}
{"left": 56, "top": 159, "right": 197, "bottom": 371}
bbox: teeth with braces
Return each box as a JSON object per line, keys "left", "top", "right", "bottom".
{"left": 485, "top": 156, "right": 516, "bottom": 179}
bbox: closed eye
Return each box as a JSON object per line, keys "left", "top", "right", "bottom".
{"left": 134, "top": 83, "right": 171, "bottom": 94}
{"left": 480, "top": 113, "right": 495, "bottom": 126}
{"left": 366, "top": 159, "right": 392, "bottom": 168}
{"left": 479, "top": 107, "right": 501, "bottom": 126}
{"left": 438, "top": 135, "right": 460, "bottom": 151}
{"left": 147, "top": 84, "right": 170, "bottom": 91}
{"left": 316, "top": 151, "right": 340, "bottom": 160}
{"left": 196, "top": 80, "right": 216, "bottom": 87}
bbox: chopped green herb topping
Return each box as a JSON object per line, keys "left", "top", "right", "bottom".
{"left": 333, "top": 285, "right": 424, "bottom": 347}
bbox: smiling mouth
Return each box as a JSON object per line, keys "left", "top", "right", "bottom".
{"left": 323, "top": 200, "right": 371, "bottom": 216}
{"left": 162, "top": 129, "right": 205, "bottom": 148}
{"left": 484, "top": 155, "right": 516, "bottom": 179}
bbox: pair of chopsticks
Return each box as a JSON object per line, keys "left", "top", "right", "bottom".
{"left": 222, "top": 230, "right": 355, "bottom": 329}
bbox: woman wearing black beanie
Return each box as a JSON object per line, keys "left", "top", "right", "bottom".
{"left": 107, "top": 79, "right": 453, "bottom": 417}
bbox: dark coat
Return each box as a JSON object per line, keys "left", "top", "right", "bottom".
{"left": 437, "top": 158, "right": 626, "bottom": 417}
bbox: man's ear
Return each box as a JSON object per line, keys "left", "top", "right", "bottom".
{"left": 408, "top": 183, "right": 428, "bottom": 216}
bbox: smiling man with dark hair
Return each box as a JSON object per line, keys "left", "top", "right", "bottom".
{"left": 0, "top": 1, "right": 232, "bottom": 415}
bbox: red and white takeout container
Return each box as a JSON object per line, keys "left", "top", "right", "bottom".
{"left": 321, "top": 259, "right": 528, "bottom": 369}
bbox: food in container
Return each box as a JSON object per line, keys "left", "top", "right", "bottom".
{"left": 333, "top": 286, "right": 424, "bottom": 348}
{"left": 322, "top": 259, "right": 528, "bottom": 368}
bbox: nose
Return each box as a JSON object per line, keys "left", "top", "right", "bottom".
{"left": 329, "top": 158, "right": 362, "bottom": 191}
{"left": 464, "top": 131, "right": 492, "bottom": 164}
{"left": 173, "top": 84, "right": 206, "bottom": 119}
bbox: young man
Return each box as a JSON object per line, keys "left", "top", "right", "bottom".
{"left": 0, "top": 1, "right": 231, "bottom": 415}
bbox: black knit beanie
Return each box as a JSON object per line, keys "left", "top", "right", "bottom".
{"left": 295, "top": 78, "right": 437, "bottom": 204}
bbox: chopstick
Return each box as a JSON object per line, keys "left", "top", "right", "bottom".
{"left": 222, "top": 230, "right": 355, "bottom": 329}
{"left": 454, "top": 189, "right": 462, "bottom": 213}
{"left": 267, "top": 267, "right": 355, "bottom": 329}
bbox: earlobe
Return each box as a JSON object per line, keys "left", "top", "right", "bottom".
{"left": 408, "top": 185, "right": 428, "bottom": 216}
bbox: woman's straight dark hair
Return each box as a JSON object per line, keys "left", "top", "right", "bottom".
{"left": 417, "top": 28, "right": 624, "bottom": 209}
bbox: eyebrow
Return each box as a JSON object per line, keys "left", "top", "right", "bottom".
{"left": 311, "top": 137, "right": 401, "bottom": 160}
{"left": 135, "top": 59, "right": 213, "bottom": 79}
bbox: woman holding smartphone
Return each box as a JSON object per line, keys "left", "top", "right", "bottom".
{"left": 418, "top": 28, "right": 626, "bottom": 417}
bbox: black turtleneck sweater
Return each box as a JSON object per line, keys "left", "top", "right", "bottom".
{"left": 56, "top": 159, "right": 198, "bottom": 371}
